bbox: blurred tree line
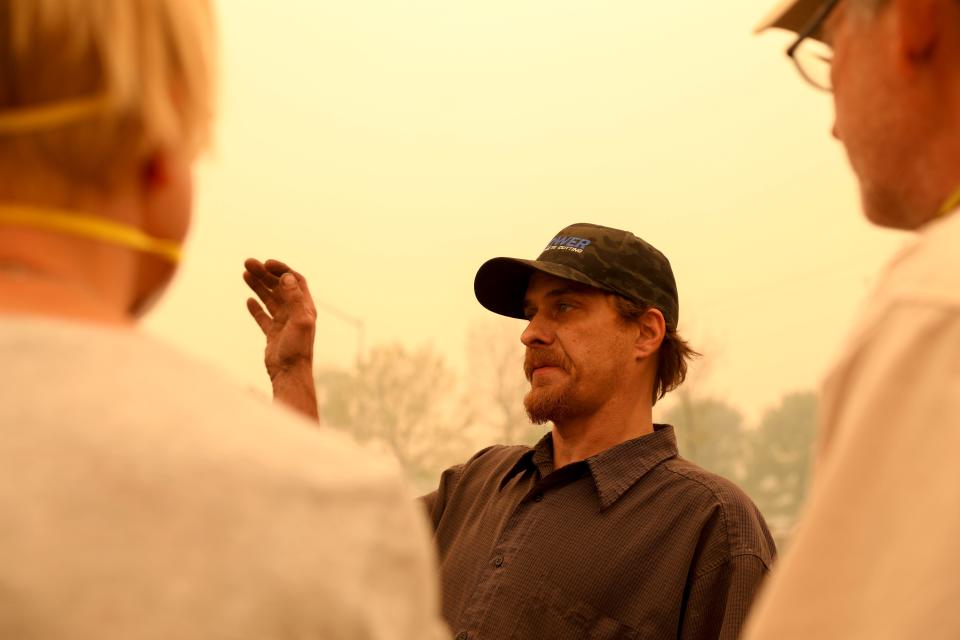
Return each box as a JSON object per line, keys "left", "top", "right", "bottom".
{"left": 664, "top": 390, "right": 817, "bottom": 546}
{"left": 314, "top": 322, "right": 817, "bottom": 547}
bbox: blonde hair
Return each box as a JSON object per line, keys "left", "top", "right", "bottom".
{"left": 0, "top": 0, "right": 216, "bottom": 186}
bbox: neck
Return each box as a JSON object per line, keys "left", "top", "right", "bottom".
{"left": 911, "top": 62, "right": 960, "bottom": 226}
{"left": 0, "top": 202, "right": 142, "bottom": 326}
{"left": 550, "top": 396, "right": 654, "bottom": 469}
{"left": 0, "top": 265, "right": 132, "bottom": 326}
{"left": 917, "top": 140, "right": 960, "bottom": 226}
{"left": 936, "top": 183, "right": 960, "bottom": 219}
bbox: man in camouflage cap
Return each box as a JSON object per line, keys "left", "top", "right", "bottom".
{"left": 423, "top": 223, "right": 776, "bottom": 639}
{"left": 251, "top": 222, "right": 776, "bottom": 638}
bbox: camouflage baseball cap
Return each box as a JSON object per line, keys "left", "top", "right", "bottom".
{"left": 474, "top": 222, "right": 680, "bottom": 330}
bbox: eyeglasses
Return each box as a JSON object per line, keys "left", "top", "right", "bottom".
{"left": 786, "top": 0, "right": 841, "bottom": 92}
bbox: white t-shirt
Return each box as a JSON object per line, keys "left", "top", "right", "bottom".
{"left": 0, "top": 315, "right": 447, "bottom": 640}
{"left": 742, "top": 210, "right": 960, "bottom": 640}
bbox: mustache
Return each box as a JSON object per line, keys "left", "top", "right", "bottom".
{"left": 524, "top": 349, "right": 571, "bottom": 382}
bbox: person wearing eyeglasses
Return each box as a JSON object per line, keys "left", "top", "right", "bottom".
{"left": 0, "top": 2, "right": 446, "bottom": 638}
{"left": 743, "top": 0, "right": 960, "bottom": 638}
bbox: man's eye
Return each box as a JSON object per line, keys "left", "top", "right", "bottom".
{"left": 557, "top": 303, "right": 572, "bottom": 313}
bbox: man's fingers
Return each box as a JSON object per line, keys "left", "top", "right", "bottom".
{"left": 244, "top": 258, "right": 281, "bottom": 288}
{"left": 259, "top": 260, "right": 311, "bottom": 291}
{"left": 243, "top": 270, "right": 280, "bottom": 314}
{"left": 246, "top": 259, "right": 315, "bottom": 318}
{"left": 284, "top": 269, "right": 315, "bottom": 311}
{"left": 277, "top": 272, "right": 318, "bottom": 328}
{"left": 276, "top": 272, "right": 305, "bottom": 306}
{"left": 263, "top": 259, "right": 292, "bottom": 277}
{"left": 290, "top": 269, "right": 314, "bottom": 300}
{"left": 246, "top": 298, "right": 272, "bottom": 335}
{"left": 263, "top": 260, "right": 315, "bottom": 305}
{"left": 263, "top": 261, "right": 315, "bottom": 305}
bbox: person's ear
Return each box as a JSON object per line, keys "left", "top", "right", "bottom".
{"left": 634, "top": 308, "right": 666, "bottom": 361}
{"left": 893, "top": 0, "right": 939, "bottom": 66}
{"left": 141, "top": 152, "right": 169, "bottom": 191}
{"left": 138, "top": 147, "right": 194, "bottom": 244}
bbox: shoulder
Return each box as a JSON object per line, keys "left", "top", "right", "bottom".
{"left": 659, "top": 457, "right": 775, "bottom": 564}
{"left": 0, "top": 318, "right": 445, "bottom": 633}
{"left": 463, "top": 443, "right": 531, "bottom": 470}
{"left": 0, "top": 317, "right": 408, "bottom": 499}
{"left": 869, "top": 214, "right": 960, "bottom": 314}
{"left": 822, "top": 217, "right": 960, "bottom": 417}
{"left": 823, "top": 286, "right": 960, "bottom": 418}
{"left": 438, "top": 443, "right": 531, "bottom": 489}
{"left": 835, "top": 213, "right": 960, "bottom": 360}
{"left": 429, "top": 443, "right": 530, "bottom": 497}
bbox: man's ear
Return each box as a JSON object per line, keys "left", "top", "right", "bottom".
{"left": 634, "top": 308, "right": 666, "bottom": 361}
{"left": 893, "top": 0, "right": 939, "bottom": 65}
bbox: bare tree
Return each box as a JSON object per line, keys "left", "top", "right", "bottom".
{"left": 466, "top": 319, "right": 542, "bottom": 446}
{"left": 316, "top": 343, "right": 474, "bottom": 484}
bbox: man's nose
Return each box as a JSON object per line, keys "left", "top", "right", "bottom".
{"left": 520, "top": 314, "right": 553, "bottom": 348}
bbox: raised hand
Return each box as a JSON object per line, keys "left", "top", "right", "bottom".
{"left": 243, "top": 258, "right": 319, "bottom": 421}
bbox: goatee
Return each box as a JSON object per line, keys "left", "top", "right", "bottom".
{"left": 524, "top": 385, "right": 571, "bottom": 425}
{"left": 523, "top": 349, "right": 574, "bottom": 424}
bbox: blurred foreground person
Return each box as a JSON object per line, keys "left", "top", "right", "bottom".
{"left": 0, "top": 2, "right": 445, "bottom": 638}
{"left": 744, "top": 0, "right": 960, "bottom": 638}
{"left": 252, "top": 223, "right": 777, "bottom": 639}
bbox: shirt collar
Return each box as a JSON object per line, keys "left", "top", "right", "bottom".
{"left": 499, "top": 424, "right": 680, "bottom": 509}
{"left": 588, "top": 424, "right": 679, "bottom": 509}
{"left": 499, "top": 446, "right": 539, "bottom": 489}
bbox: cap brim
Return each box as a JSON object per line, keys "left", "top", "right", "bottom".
{"left": 474, "top": 258, "right": 612, "bottom": 320}
{"left": 754, "top": 0, "right": 823, "bottom": 35}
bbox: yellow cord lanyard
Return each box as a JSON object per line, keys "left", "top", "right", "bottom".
{"left": 937, "top": 185, "right": 960, "bottom": 219}
{"left": 0, "top": 95, "right": 112, "bottom": 134}
{"left": 0, "top": 95, "right": 181, "bottom": 263}
{"left": 0, "top": 205, "right": 182, "bottom": 263}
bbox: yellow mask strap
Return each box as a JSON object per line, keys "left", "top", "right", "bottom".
{"left": 0, "top": 95, "right": 113, "bottom": 135}
{"left": 0, "top": 205, "right": 181, "bottom": 263}
{"left": 937, "top": 185, "right": 960, "bottom": 219}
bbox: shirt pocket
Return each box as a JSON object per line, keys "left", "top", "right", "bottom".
{"left": 509, "top": 579, "right": 638, "bottom": 640}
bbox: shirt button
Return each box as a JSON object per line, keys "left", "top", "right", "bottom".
{"left": 533, "top": 493, "right": 544, "bottom": 502}
{"left": 455, "top": 633, "right": 469, "bottom": 640}
{"left": 492, "top": 555, "right": 504, "bottom": 567}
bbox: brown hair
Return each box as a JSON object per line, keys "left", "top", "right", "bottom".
{"left": 611, "top": 295, "right": 700, "bottom": 404}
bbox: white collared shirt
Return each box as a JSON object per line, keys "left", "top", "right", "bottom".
{"left": 742, "top": 209, "right": 960, "bottom": 640}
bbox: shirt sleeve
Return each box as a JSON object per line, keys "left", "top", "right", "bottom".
{"left": 420, "top": 463, "right": 466, "bottom": 530}
{"left": 741, "top": 303, "right": 960, "bottom": 640}
{"left": 420, "top": 446, "right": 500, "bottom": 529}
{"left": 680, "top": 554, "right": 770, "bottom": 640}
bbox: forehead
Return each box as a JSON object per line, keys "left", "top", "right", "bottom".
{"left": 523, "top": 271, "right": 602, "bottom": 300}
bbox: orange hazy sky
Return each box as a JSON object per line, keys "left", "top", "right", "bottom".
{"left": 144, "top": 0, "right": 906, "bottom": 422}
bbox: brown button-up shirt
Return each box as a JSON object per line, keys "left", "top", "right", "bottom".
{"left": 423, "top": 425, "right": 776, "bottom": 640}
